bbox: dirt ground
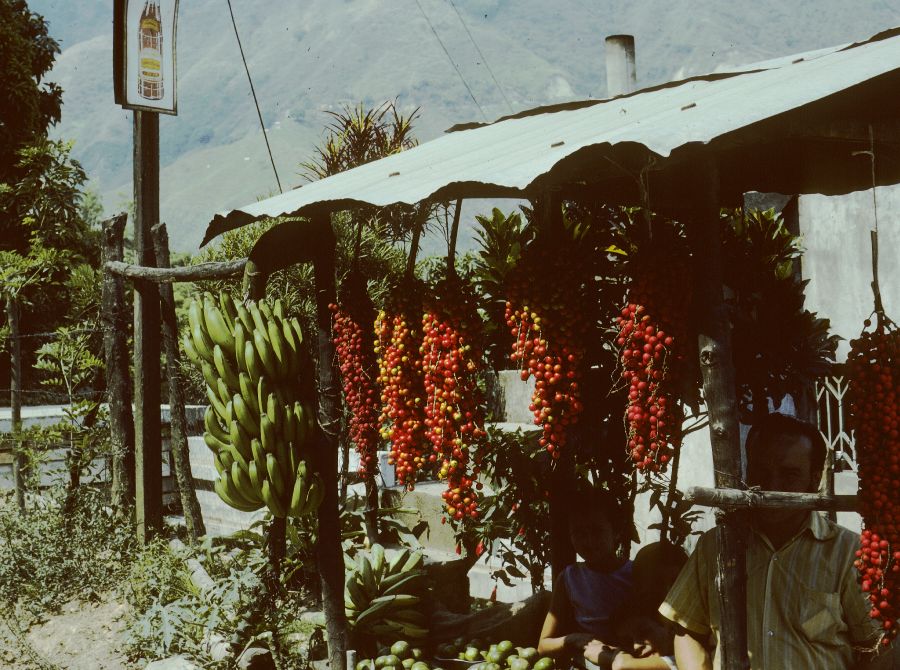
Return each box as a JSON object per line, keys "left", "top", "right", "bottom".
{"left": 0, "top": 593, "right": 133, "bottom": 670}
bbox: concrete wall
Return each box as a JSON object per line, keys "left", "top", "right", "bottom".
{"left": 799, "top": 185, "right": 900, "bottom": 361}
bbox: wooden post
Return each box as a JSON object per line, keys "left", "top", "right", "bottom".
{"left": 101, "top": 214, "right": 135, "bottom": 514}
{"left": 152, "top": 223, "right": 206, "bottom": 541}
{"left": 686, "top": 160, "right": 749, "bottom": 670}
{"left": 133, "top": 110, "right": 163, "bottom": 543}
{"left": 312, "top": 213, "right": 349, "bottom": 670}
{"left": 6, "top": 295, "right": 25, "bottom": 513}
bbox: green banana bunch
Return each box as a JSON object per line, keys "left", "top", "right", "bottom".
{"left": 344, "top": 544, "right": 430, "bottom": 640}
{"left": 185, "top": 293, "right": 322, "bottom": 518}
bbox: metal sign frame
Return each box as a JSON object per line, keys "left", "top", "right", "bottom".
{"left": 113, "top": 0, "right": 180, "bottom": 115}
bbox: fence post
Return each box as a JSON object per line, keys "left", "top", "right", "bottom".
{"left": 6, "top": 295, "right": 25, "bottom": 513}
{"left": 102, "top": 214, "right": 136, "bottom": 515}
{"left": 152, "top": 223, "right": 206, "bottom": 540}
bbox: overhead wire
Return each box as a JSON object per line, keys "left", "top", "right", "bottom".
{"left": 413, "top": 0, "right": 489, "bottom": 122}
{"left": 225, "top": 0, "right": 283, "bottom": 194}
{"left": 444, "top": 0, "right": 513, "bottom": 114}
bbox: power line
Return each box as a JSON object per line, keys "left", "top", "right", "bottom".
{"left": 413, "top": 0, "right": 488, "bottom": 122}
{"left": 445, "top": 0, "right": 513, "bottom": 114}
{"left": 225, "top": 0, "right": 283, "bottom": 194}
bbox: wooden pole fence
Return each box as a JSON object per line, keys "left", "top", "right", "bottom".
{"left": 105, "top": 258, "right": 246, "bottom": 283}
{"left": 684, "top": 487, "right": 859, "bottom": 512}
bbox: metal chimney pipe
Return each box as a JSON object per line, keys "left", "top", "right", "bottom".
{"left": 605, "top": 34, "right": 637, "bottom": 97}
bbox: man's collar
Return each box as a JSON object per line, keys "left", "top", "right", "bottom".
{"left": 808, "top": 510, "right": 838, "bottom": 541}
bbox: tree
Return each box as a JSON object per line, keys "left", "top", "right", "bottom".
{"left": 0, "top": 0, "right": 62, "bottom": 212}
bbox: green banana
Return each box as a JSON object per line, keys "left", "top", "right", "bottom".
{"left": 266, "top": 452, "right": 286, "bottom": 499}
{"left": 260, "top": 415, "right": 277, "bottom": 455}
{"left": 230, "top": 460, "right": 258, "bottom": 504}
{"left": 253, "top": 327, "right": 279, "bottom": 380}
{"left": 256, "top": 377, "right": 270, "bottom": 422}
{"left": 288, "top": 466, "right": 309, "bottom": 516}
{"left": 234, "top": 324, "right": 248, "bottom": 373}
{"left": 244, "top": 339, "right": 263, "bottom": 383}
{"left": 205, "top": 386, "right": 229, "bottom": 424}
{"left": 191, "top": 323, "right": 216, "bottom": 365}
{"left": 267, "top": 318, "right": 289, "bottom": 368}
{"left": 234, "top": 301, "right": 255, "bottom": 335}
{"left": 359, "top": 554, "right": 377, "bottom": 598}
{"left": 261, "top": 479, "right": 286, "bottom": 517}
{"left": 238, "top": 372, "right": 258, "bottom": 417}
{"left": 182, "top": 334, "right": 201, "bottom": 366}
{"left": 232, "top": 393, "right": 258, "bottom": 437}
{"left": 219, "top": 292, "right": 237, "bottom": 332}
{"left": 214, "top": 476, "right": 260, "bottom": 512}
{"left": 219, "top": 449, "right": 235, "bottom": 471}
{"left": 204, "top": 300, "right": 235, "bottom": 355}
{"left": 285, "top": 406, "right": 299, "bottom": 475}
{"left": 384, "top": 621, "right": 428, "bottom": 638}
{"left": 213, "top": 452, "right": 227, "bottom": 476}
{"left": 203, "top": 431, "right": 231, "bottom": 454}
{"left": 204, "top": 406, "right": 230, "bottom": 444}
{"left": 380, "top": 566, "right": 424, "bottom": 591}
{"left": 345, "top": 577, "right": 370, "bottom": 612}
{"left": 293, "top": 402, "right": 309, "bottom": 452}
{"left": 249, "top": 302, "right": 269, "bottom": 340}
{"left": 216, "top": 377, "right": 232, "bottom": 408}
{"left": 188, "top": 299, "right": 205, "bottom": 336}
{"left": 266, "top": 393, "right": 279, "bottom": 425}
{"left": 199, "top": 360, "right": 220, "bottom": 391}
{"left": 248, "top": 459, "right": 262, "bottom": 492}
{"left": 280, "top": 318, "right": 301, "bottom": 376}
{"left": 227, "top": 419, "right": 253, "bottom": 463}
{"left": 214, "top": 344, "right": 240, "bottom": 391}
{"left": 389, "top": 608, "right": 427, "bottom": 625}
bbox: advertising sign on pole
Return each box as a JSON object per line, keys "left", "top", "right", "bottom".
{"left": 114, "top": 0, "right": 179, "bottom": 115}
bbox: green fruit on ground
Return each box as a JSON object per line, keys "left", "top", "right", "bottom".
{"left": 533, "top": 659, "right": 554, "bottom": 670}
{"left": 483, "top": 664, "right": 501, "bottom": 670}
{"left": 357, "top": 662, "right": 374, "bottom": 670}
{"left": 486, "top": 651, "right": 503, "bottom": 665}
{"left": 402, "top": 659, "right": 415, "bottom": 668}
{"left": 497, "top": 641, "right": 514, "bottom": 655}
{"left": 391, "top": 641, "right": 411, "bottom": 659}
{"left": 375, "top": 656, "right": 389, "bottom": 668}
{"left": 464, "top": 647, "right": 481, "bottom": 662}
{"left": 518, "top": 649, "right": 538, "bottom": 662}
{"left": 509, "top": 658, "right": 530, "bottom": 670}
{"left": 411, "top": 649, "right": 424, "bottom": 660}
{"left": 382, "top": 666, "right": 399, "bottom": 670}
{"left": 383, "top": 655, "right": 401, "bottom": 667}
{"left": 411, "top": 663, "right": 429, "bottom": 670}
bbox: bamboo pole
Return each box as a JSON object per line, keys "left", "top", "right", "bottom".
{"left": 152, "top": 223, "right": 206, "bottom": 541}
{"left": 686, "top": 160, "right": 748, "bottom": 670}
{"left": 6, "top": 295, "right": 25, "bottom": 513}
{"left": 684, "top": 486, "right": 858, "bottom": 511}
{"left": 105, "top": 258, "right": 246, "bottom": 283}
{"left": 102, "top": 214, "right": 136, "bottom": 515}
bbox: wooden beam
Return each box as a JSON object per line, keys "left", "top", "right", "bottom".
{"left": 101, "top": 214, "right": 136, "bottom": 515}
{"left": 685, "top": 158, "right": 749, "bottom": 670}
{"left": 133, "top": 109, "right": 162, "bottom": 544}
{"left": 152, "top": 223, "right": 206, "bottom": 541}
{"left": 6, "top": 295, "right": 25, "bottom": 513}
{"left": 105, "top": 258, "right": 246, "bottom": 283}
{"left": 684, "top": 487, "right": 858, "bottom": 512}
{"left": 311, "top": 214, "right": 349, "bottom": 670}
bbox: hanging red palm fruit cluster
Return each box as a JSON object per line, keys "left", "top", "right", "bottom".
{"left": 421, "top": 277, "right": 489, "bottom": 524}
{"left": 615, "top": 249, "right": 691, "bottom": 473}
{"left": 374, "top": 291, "right": 428, "bottom": 488}
{"left": 848, "top": 313, "right": 900, "bottom": 644}
{"left": 505, "top": 230, "right": 589, "bottom": 460}
{"left": 329, "top": 276, "right": 380, "bottom": 477}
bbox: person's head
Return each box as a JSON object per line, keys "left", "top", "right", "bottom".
{"left": 569, "top": 488, "right": 631, "bottom": 570}
{"left": 632, "top": 541, "right": 688, "bottom": 610}
{"left": 745, "top": 412, "right": 827, "bottom": 494}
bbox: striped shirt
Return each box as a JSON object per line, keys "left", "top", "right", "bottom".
{"left": 659, "top": 512, "right": 879, "bottom": 670}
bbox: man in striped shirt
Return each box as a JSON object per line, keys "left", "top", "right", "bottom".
{"left": 659, "top": 413, "right": 887, "bottom": 669}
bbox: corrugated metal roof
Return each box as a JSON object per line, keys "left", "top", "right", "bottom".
{"left": 204, "top": 27, "right": 900, "bottom": 245}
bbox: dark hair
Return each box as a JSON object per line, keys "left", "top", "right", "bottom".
{"left": 745, "top": 412, "right": 827, "bottom": 480}
{"left": 569, "top": 487, "right": 634, "bottom": 545}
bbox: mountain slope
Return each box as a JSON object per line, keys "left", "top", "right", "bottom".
{"left": 31, "top": 0, "right": 900, "bottom": 252}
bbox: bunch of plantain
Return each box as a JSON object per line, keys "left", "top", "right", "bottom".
{"left": 344, "top": 544, "right": 430, "bottom": 640}
{"left": 183, "top": 292, "right": 323, "bottom": 518}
